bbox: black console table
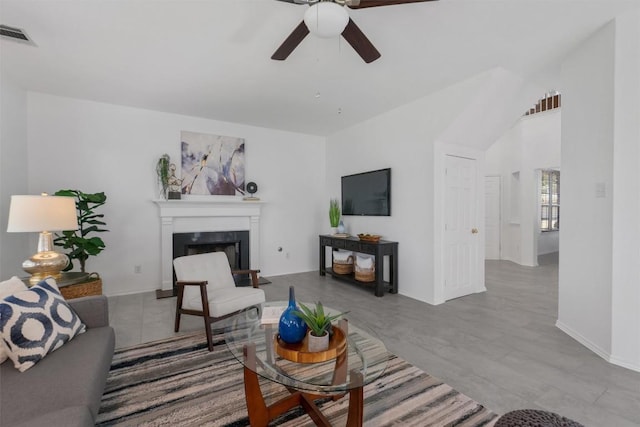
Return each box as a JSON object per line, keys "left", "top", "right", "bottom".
{"left": 319, "top": 235, "right": 398, "bottom": 297}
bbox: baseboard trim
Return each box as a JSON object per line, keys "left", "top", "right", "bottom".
{"left": 555, "top": 320, "right": 611, "bottom": 360}
{"left": 556, "top": 320, "right": 640, "bottom": 373}
{"left": 609, "top": 355, "right": 640, "bottom": 373}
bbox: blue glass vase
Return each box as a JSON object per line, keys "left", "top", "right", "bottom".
{"left": 278, "top": 286, "right": 307, "bottom": 344}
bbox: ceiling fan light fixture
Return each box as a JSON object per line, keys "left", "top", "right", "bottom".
{"left": 303, "top": 2, "right": 349, "bottom": 38}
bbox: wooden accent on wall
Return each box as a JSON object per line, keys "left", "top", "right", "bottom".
{"left": 525, "top": 93, "right": 561, "bottom": 116}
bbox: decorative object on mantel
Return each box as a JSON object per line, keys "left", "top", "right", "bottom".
{"left": 337, "top": 219, "right": 346, "bottom": 234}
{"left": 167, "top": 163, "right": 182, "bottom": 200}
{"left": 293, "top": 301, "right": 348, "bottom": 352}
{"left": 156, "top": 154, "right": 171, "bottom": 199}
{"left": 156, "top": 154, "right": 183, "bottom": 200}
{"left": 243, "top": 181, "right": 259, "bottom": 201}
{"left": 53, "top": 190, "right": 108, "bottom": 274}
{"left": 278, "top": 286, "right": 307, "bottom": 344}
{"left": 180, "top": 130, "right": 245, "bottom": 196}
{"left": 329, "top": 198, "right": 340, "bottom": 235}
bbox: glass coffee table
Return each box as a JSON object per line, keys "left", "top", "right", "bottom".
{"left": 221, "top": 302, "right": 388, "bottom": 427}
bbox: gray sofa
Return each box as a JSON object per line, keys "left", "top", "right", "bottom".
{"left": 0, "top": 295, "right": 115, "bottom": 427}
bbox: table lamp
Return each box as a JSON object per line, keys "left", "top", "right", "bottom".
{"left": 7, "top": 194, "right": 78, "bottom": 285}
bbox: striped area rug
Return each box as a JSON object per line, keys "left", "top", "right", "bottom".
{"left": 97, "top": 332, "right": 499, "bottom": 426}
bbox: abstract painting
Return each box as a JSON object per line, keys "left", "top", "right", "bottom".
{"left": 180, "top": 131, "right": 245, "bottom": 196}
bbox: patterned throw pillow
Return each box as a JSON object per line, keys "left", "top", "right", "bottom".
{"left": 0, "top": 276, "right": 29, "bottom": 364}
{"left": 0, "top": 278, "right": 86, "bottom": 372}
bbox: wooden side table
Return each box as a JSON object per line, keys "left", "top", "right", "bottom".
{"left": 21, "top": 272, "right": 103, "bottom": 299}
{"left": 319, "top": 234, "right": 398, "bottom": 297}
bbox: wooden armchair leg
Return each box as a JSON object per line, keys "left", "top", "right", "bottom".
{"left": 199, "top": 285, "right": 214, "bottom": 352}
{"left": 203, "top": 318, "right": 214, "bottom": 352}
{"left": 174, "top": 285, "right": 184, "bottom": 333}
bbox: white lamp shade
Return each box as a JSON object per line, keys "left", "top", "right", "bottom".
{"left": 304, "top": 2, "right": 349, "bottom": 38}
{"left": 7, "top": 195, "right": 78, "bottom": 232}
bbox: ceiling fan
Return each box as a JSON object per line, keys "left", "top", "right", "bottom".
{"left": 272, "top": 0, "right": 438, "bottom": 63}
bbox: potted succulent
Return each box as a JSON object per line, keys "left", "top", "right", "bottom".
{"left": 53, "top": 190, "right": 108, "bottom": 273}
{"left": 293, "top": 301, "right": 348, "bottom": 352}
{"left": 329, "top": 198, "right": 340, "bottom": 235}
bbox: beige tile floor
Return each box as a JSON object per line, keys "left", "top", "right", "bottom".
{"left": 108, "top": 257, "right": 640, "bottom": 426}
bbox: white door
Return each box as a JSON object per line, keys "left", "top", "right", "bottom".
{"left": 444, "top": 154, "right": 480, "bottom": 301}
{"left": 485, "top": 176, "right": 501, "bottom": 260}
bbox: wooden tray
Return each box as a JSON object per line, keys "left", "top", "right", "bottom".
{"left": 357, "top": 234, "right": 381, "bottom": 243}
{"left": 276, "top": 326, "right": 346, "bottom": 364}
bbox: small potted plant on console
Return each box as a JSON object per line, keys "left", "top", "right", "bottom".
{"left": 294, "top": 302, "right": 347, "bottom": 352}
{"left": 329, "top": 198, "right": 340, "bottom": 235}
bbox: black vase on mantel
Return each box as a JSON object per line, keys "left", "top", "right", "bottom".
{"left": 278, "top": 286, "right": 307, "bottom": 344}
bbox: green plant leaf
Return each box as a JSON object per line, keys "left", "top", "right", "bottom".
{"left": 53, "top": 189, "right": 108, "bottom": 273}
{"left": 293, "top": 301, "right": 348, "bottom": 337}
{"left": 329, "top": 198, "right": 341, "bottom": 227}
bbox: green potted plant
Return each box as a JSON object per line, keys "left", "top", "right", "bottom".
{"left": 156, "top": 154, "right": 170, "bottom": 199}
{"left": 329, "top": 198, "right": 340, "bottom": 235}
{"left": 293, "top": 301, "right": 348, "bottom": 352}
{"left": 53, "top": 190, "right": 108, "bottom": 273}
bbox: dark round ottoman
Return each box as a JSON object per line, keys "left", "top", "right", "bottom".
{"left": 495, "top": 409, "right": 585, "bottom": 427}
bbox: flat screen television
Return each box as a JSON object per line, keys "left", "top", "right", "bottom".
{"left": 341, "top": 168, "right": 391, "bottom": 216}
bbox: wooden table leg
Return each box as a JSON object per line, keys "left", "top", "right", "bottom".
{"left": 319, "top": 240, "right": 326, "bottom": 276}
{"left": 374, "top": 254, "right": 384, "bottom": 297}
{"left": 243, "top": 338, "right": 364, "bottom": 427}
{"left": 243, "top": 343, "right": 331, "bottom": 427}
{"left": 243, "top": 343, "right": 270, "bottom": 427}
{"left": 331, "top": 319, "right": 348, "bottom": 399}
{"left": 345, "top": 370, "right": 364, "bottom": 427}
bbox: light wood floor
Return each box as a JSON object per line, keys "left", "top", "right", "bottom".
{"left": 108, "top": 258, "right": 640, "bottom": 426}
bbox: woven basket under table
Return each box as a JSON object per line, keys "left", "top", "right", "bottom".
{"left": 59, "top": 274, "right": 103, "bottom": 299}
{"left": 333, "top": 255, "right": 354, "bottom": 275}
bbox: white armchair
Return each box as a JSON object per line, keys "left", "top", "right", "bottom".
{"left": 173, "top": 252, "right": 265, "bottom": 351}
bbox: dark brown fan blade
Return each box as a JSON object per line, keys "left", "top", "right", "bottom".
{"left": 348, "top": 0, "right": 438, "bottom": 9}
{"left": 341, "top": 18, "right": 381, "bottom": 63}
{"left": 271, "top": 21, "right": 310, "bottom": 61}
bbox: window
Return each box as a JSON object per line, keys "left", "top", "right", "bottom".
{"left": 540, "top": 170, "right": 560, "bottom": 231}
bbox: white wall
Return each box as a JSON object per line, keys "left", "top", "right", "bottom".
{"left": 537, "top": 230, "right": 559, "bottom": 256}
{"left": 485, "top": 109, "right": 561, "bottom": 265}
{"left": 26, "top": 93, "right": 326, "bottom": 296}
{"left": 0, "top": 76, "right": 29, "bottom": 279}
{"left": 558, "top": 11, "right": 640, "bottom": 372}
{"left": 558, "top": 18, "right": 615, "bottom": 363}
{"left": 325, "top": 71, "right": 510, "bottom": 304}
{"left": 610, "top": 10, "right": 640, "bottom": 371}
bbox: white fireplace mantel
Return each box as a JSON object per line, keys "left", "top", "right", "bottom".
{"left": 154, "top": 198, "right": 264, "bottom": 292}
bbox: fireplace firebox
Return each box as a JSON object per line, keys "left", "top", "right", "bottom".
{"left": 172, "top": 230, "right": 250, "bottom": 290}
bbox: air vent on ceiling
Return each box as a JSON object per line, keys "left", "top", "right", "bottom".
{"left": 0, "top": 25, "right": 36, "bottom": 45}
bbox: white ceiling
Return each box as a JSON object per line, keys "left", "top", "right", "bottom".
{"left": 1, "top": 0, "right": 638, "bottom": 136}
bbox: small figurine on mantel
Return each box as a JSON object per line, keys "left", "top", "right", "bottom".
{"left": 243, "top": 181, "right": 260, "bottom": 201}
{"left": 167, "top": 164, "right": 183, "bottom": 200}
